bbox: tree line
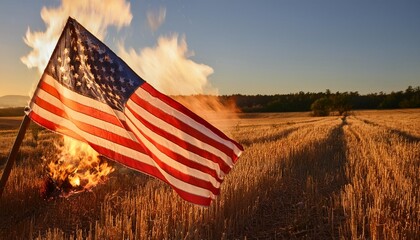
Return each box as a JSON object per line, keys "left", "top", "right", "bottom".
{"left": 224, "top": 85, "right": 420, "bottom": 116}
{"left": 0, "top": 86, "right": 419, "bottom": 117}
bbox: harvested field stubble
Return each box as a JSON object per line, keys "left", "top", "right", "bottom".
{"left": 0, "top": 110, "right": 418, "bottom": 239}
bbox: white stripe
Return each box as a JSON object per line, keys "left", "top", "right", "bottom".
{"left": 30, "top": 103, "right": 214, "bottom": 198}
{"left": 135, "top": 87, "right": 242, "bottom": 157}
{"left": 42, "top": 74, "right": 126, "bottom": 121}
{"left": 36, "top": 88, "right": 137, "bottom": 142}
{"left": 126, "top": 99, "right": 231, "bottom": 172}
{"left": 125, "top": 109, "right": 221, "bottom": 189}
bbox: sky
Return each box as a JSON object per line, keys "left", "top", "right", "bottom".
{"left": 0, "top": 0, "right": 419, "bottom": 97}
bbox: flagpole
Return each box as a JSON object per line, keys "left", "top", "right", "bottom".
{"left": 0, "top": 114, "right": 31, "bottom": 199}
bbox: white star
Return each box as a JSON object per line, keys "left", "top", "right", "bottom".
{"left": 128, "top": 79, "right": 134, "bottom": 86}
{"left": 99, "top": 58, "right": 104, "bottom": 63}
{"left": 121, "top": 87, "right": 126, "bottom": 93}
{"left": 70, "top": 65, "right": 75, "bottom": 71}
{"left": 110, "top": 68, "right": 115, "bottom": 73}
{"left": 113, "top": 86, "right": 118, "bottom": 90}
{"left": 102, "top": 67, "right": 106, "bottom": 72}
{"left": 118, "top": 65, "right": 123, "bottom": 71}
{"left": 59, "top": 66, "right": 65, "bottom": 72}
{"left": 73, "top": 73, "right": 79, "bottom": 79}
{"left": 66, "top": 57, "right": 71, "bottom": 63}
{"left": 119, "top": 77, "right": 125, "bottom": 83}
{"left": 110, "top": 76, "right": 115, "bottom": 82}
{"left": 57, "top": 57, "right": 62, "bottom": 63}
{"left": 51, "top": 66, "right": 55, "bottom": 72}
{"left": 76, "top": 81, "right": 82, "bottom": 86}
{"left": 64, "top": 48, "right": 69, "bottom": 54}
{"left": 98, "top": 49, "right": 106, "bottom": 55}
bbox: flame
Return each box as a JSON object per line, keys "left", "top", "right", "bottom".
{"left": 45, "top": 136, "right": 114, "bottom": 197}
{"left": 21, "top": 0, "right": 129, "bottom": 197}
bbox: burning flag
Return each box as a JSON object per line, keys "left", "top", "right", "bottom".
{"left": 26, "top": 17, "right": 243, "bottom": 206}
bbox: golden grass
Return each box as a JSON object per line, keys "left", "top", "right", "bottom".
{"left": 0, "top": 110, "right": 418, "bottom": 239}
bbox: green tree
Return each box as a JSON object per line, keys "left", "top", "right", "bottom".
{"left": 311, "top": 97, "right": 332, "bottom": 116}
{"left": 332, "top": 92, "right": 352, "bottom": 116}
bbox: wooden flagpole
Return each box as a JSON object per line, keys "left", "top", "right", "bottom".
{"left": 0, "top": 114, "right": 31, "bottom": 199}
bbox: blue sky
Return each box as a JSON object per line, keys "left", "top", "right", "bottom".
{"left": 0, "top": 0, "right": 419, "bottom": 97}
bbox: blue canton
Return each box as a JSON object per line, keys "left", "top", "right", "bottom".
{"left": 45, "top": 17, "right": 144, "bottom": 111}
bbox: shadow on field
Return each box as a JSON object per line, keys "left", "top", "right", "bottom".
{"left": 359, "top": 118, "right": 420, "bottom": 143}
{"left": 240, "top": 127, "right": 298, "bottom": 147}
{"left": 239, "top": 122, "right": 348, "bottom": 239}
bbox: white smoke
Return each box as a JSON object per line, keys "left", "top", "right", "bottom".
{"left": 21, "top": 0, "right": 132, "bottom": 73}
{"left": 147, "top": 7, "right": 166, "bottom": 32}
{"left": 118, "top": 34, "right": 216, "bottom": 95}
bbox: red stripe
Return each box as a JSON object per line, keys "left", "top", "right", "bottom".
{"left": 32, "top": 96, "right": 144, "bottom": 154}
{"left": 125, "top": 113, "right": 221, "bottom": 195}
{"left": 32, "top": 95, "right": 220, "bottom": 195}
{"left": 126, "top": 103, "right": 231, "bottom": 174}
{"left": 29, "top": 111, "right": 85, "bottom": 143}
{"left": 141, "top": 83, "right": 244, "bottom": 152}
{"left": 39, "top": 80, "right": 124, "bottom": 128}
{"left": 87, "top": 143, "right": 213, "bottom": 206}
{"left": 29, "top": 111, "right": 212, "bottom": 205}
{"left": 125, "top": 106, "right": 224, "bottom": 182}
{"left": 130, "top": 91, "right": 238, "bottom": 162}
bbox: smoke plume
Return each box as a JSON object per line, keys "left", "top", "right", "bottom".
{"left": 21, "top": 0, "right": 132, "bottom": 73}
{"left": 147, "top": 7, "right": 166, "bottom": 32}
{"left": 118, "top": 34, "right": 216, "bottom": 95}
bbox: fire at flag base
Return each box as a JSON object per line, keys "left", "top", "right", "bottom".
{"left": 41, "top": 137, "right": 114, "bottom": 199}
{"left": 27, "top": 17, "right": 243, "bottom": 205}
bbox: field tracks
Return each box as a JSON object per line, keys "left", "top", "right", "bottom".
{"left": 352, "top": 116, "right": 420, "bottom": 143}
{"left": 237, "top": 118, "right": 348, "bottom": 238}
{"left": 0, "top": 111, "right": 418, "bottom": 239}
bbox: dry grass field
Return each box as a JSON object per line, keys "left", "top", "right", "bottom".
{"left": 0, "top": 109, "right": 419, "bottom": 239}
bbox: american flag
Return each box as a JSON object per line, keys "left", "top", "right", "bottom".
{"left": 27, "top": 17, "right": 243, "bottom": 206}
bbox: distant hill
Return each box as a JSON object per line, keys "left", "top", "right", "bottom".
{"left": 0, "top": 95, "right": 30, "bottom": 108}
